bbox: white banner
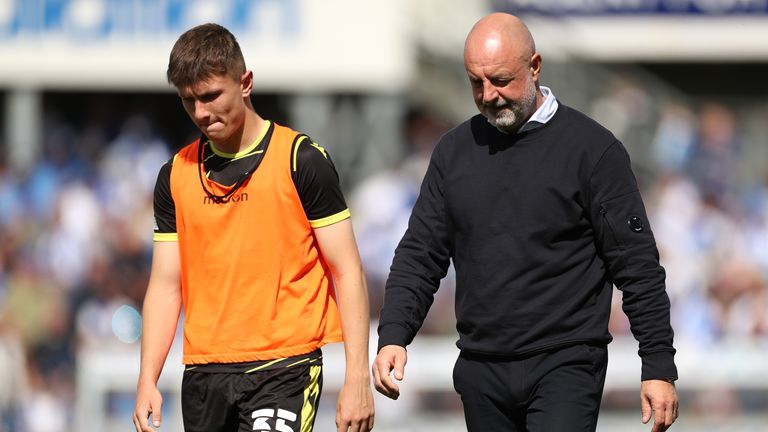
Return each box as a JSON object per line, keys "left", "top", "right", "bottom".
{"left": 0, "top": 0, "right": 413, "bottom": 91}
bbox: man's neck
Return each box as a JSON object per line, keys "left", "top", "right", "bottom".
{"left": 214, "top": 111, "right": 266, "bottom": 154}
{"left": 240, "top": 111, "right": 266, "bottom": 152}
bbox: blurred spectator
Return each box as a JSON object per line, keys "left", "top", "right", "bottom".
{"left": 686, "top": 103, "right": 740, "bottom": 206}
{"left": 0, "top": 318, "right": 27, "bottom": 432}
{"left": 0, "top": 163, "right": 24, "bottom": 228}
{"left": 41, "top": 182, "right": 103, "bottom": 291}
{"left": 708, "top": 255, "right": 766, "bottom": 338}
{"left": 649, "top": 173, "right": 717, "bottom": 343}
{"left": 590, "top": 76, "right": 657, "bottom": 172}
{"left": 350, "top": 108, "right": 453, "bottom": 331}
{"left": 589, "top": 76, "right": 653, "bottom": 142}
{"left": 652, "top": 102, "right": 696, "bottom": 173}
{"left": 98, "top": 115, "right": 169, "bottom": 222}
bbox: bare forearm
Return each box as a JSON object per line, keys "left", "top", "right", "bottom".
{"left": 313, "top": 216, "right": 375, "bottom": 430}
{"left": 312, "top": 220, "right": 372, "bottom": 381}
{"left": 336, "top": 269, "right": 371, "bottom": 381}
{"left": 334, "top": 268, "right": 376, "bottom": 431}
{"left": 138, "top": 283, "right": 182, "bottom": 386}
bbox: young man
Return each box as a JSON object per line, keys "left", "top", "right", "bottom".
{"left": 133, "top": 23, "right": 374, "bottom": 432}
{"left": 373, "top": 13, "right": 679, "bottom": 432}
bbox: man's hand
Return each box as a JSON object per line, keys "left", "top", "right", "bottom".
{"left": 336, "top": 376, "right": 375, "bottom": 432}
{"left": 133, "top": 382, "right": 163, "bottom": 432}
{"left": 372, "top": 345, "right": 407, "bottom": 400}
{"left": 640, "top": 379, "right": 679, "bottom": 432}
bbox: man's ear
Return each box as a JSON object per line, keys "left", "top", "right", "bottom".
{"left": 530, "top": 53, "right": 542, "bottom": 81}
{"left": 241, "top": 70, "right": 254, "bottom": 97}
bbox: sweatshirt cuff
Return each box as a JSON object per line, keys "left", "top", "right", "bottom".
{"left": 641, "top": 350, "right": 678, "bottom": 382}
{"left": 377, "top": 323, "right": 413, "bottom": 352}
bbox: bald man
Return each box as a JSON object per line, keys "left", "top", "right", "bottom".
{"left": 373, "top": 13, "right": 679, "bottom": 432}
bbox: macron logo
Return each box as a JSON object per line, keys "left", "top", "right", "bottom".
{"left": 203, "top": 192, "right": 249, "bottom": 205}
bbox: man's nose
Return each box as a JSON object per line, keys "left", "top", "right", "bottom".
{"left": 193, "top": 100, "right": 210, "bottom": 121}
{"left": 482, "top": 82, "right": 498, "bottom": 104}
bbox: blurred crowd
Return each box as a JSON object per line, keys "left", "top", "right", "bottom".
{"left": 1, "top": 83, "right": 767, "bottom": 430}
{"left": 0, "top": 113, "right": 169, "bottom": 431}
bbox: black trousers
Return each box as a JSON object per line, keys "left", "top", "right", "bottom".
{"left": 453, "top": 344, "right": 608, "bottom": 432}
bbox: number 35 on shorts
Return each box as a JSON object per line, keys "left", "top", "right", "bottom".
{"left": 252, "top": 408, "right": 298, "bottom": 432}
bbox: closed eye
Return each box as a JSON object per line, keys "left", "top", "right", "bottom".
{"left": 180, "top": 91, "right": 222, "bottom": 105}
{"left": 198, "top": 91, "right": 221, "bottom": 103}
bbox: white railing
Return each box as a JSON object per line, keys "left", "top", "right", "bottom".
{"left": 74, "top": 324, "right": 768, "bottom": 431}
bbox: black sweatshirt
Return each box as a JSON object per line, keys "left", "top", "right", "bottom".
{"left": 377, "top": 104, "right": 677, "bottom": 381}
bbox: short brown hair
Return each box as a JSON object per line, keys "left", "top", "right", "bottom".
{"left": 167, "top": 23, "right": 246, "bottom": 88}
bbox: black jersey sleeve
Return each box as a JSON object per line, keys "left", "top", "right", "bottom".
{"left": 153, "top": 158, "right": 178, "bottom": 241}
{"left": 291, "top": 138, "right": 350, "bottom": 228}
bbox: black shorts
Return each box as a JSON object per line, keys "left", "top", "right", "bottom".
{"left": 181, "top": 350, "right": 323, "bottom": 432}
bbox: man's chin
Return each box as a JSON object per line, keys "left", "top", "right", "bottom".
{"left": 203, "top": 128, "right": 227, "bottom": 142}
{"left": 485, "top": 115, "right": 518, "bottom": 134}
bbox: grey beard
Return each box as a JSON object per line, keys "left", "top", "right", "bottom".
{"left": 488, "top": 110, "right": 519, "bottom": 133}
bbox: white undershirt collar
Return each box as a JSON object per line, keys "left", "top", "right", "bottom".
{"left": 518, "top": 86, "right": 558, "bottom": 133}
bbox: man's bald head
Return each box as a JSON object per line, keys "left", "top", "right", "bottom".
{"left": 464, "top": 13, "right": 536, "bottom": 66}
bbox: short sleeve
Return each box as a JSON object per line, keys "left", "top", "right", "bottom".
{"left": 153, "top": 158, "right": 178, "bottom": 241}
{"left": 291, "top": 138, "right": 350, "bottom": 228}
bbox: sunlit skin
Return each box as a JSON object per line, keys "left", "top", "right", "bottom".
{"left": 177, "top": 71, "right": 265, "bottom": 153}
{"left": 463, "top": 13, "right": 544, "bottom": 133}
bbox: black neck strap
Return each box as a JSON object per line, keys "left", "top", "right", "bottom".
{"left": 196, "top": 136, "right": 252, "bottom": 201}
